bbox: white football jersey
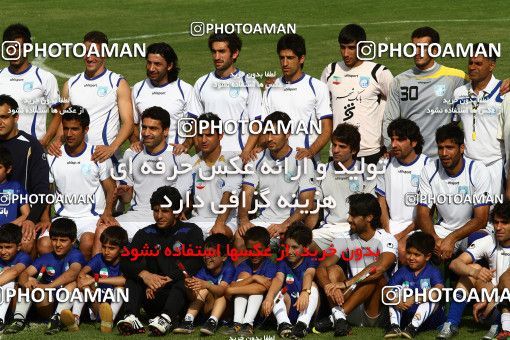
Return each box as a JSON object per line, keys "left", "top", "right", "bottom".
{"left": 418, "top": 157, "right": 492, "bottom": 236}
{"left": 132, "top": 78, "right": 199, "bottom": 145}
{"left": 68, "top": 69, "right": 123, "bottom": 147}
{"left": 332, "top": 229, "right": 398, "bottom": 277}
{"left": 0, "top": 65, "right": 59, "bottom": 139}
{"left": 321, "top": 61, "right": 393, "bottom": 157}
{"left": 263, "top": 74, "right": 332, "bottom": 152}
{"left": 243, "top": 148, "right": 316, "bottom": 224}
{"left": 48, "top": 144, "right": 112, "bottom": 218}
{"left": 453, "top": 75, "right": 504, "bottom": 164}
{"left": 194, "top": 69, "right": 262, "bottom": 152}
{"left": 466, "top": 233, "right": 510, "bottom": 285}
{"left": 376, "top": 154, "right": 430, "bottom": 234}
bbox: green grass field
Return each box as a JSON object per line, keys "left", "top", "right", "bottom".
{"left": 0, "top": 0, "right": 509, "bottom": 338}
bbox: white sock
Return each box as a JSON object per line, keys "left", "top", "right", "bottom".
{"left": 184, "top": 314, "right": 194, "bottom": 322}
{"left": 502, "top": 312, "right": 510, "bottom": 331}
{"left": 243, "top": 294, "right": 263, "bottom": 325}
{"left": 0, "top": 282, "right": 14, "bottom": 321}
{"left": 411, "top": 302, "right": 437, "bottom": 328}
{"left": 13, "top": 298, "right": 32, "bottom": 320}
{"left": 389, "top": 306, "right": 400, "bottom": 326}
{"left": 273, "top": 295, "right": 291, "bottom": 325}
{"left": 233, "top": 296, "right": 248, "bottom": 324}
{"left": 209, "top": 315, "right": 218, "bottom": 323}
{"left": 110, "top": 289, "right": 123, "bottom": 320}
{"left": 72, "top": 301, "right": 85, "bottom": 318}
{"left": 55, "top": 300, "right": 73, "bottom": 314}
{"left": 332, "top": 306, "right": 346, "bottom": 320}
{"left": 297, "top": 286, "right": 319, "bottom": 327}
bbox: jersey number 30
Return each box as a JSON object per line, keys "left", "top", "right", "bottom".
{"left": 400, "top": 86, "right": 418, "bottom": 101}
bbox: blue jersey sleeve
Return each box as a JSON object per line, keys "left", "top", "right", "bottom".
{"left": 261, "top": 259, "right": 277, "bottom": 279}
{"left": 195, "top": 268, "right": 208, "bottom": 281}
{"left": 234, "top": 260, "right": 251, "bottom": 280}
{"left": 13, "top": 251, "right": 31, "bottom": 268}
{"left": 388, "top": 266, "right": 406, "bottom": 286}
{"left": 221, "top": 263, "right": 236, "bottom": 284}
{"left": 277, "top": 260, "right": 290, "bottom": 275}
{"left": 32, "top": 253, "right": 51, "bottom": 272}
{"left": 68, "top": 248, "right": 87, "bottom": 267}
{"left": 429, "top": 265, "right": 444, "bottom": 286}
{"left": 86, "top": 254, "right": 103, "bottom": 274}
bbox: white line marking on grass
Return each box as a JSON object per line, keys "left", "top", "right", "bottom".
{"left": 32, "top": 56, "right": 74, "bottom": 79}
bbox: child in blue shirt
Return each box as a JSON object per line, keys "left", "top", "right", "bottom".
{"left": 0, "top": 147, "right": 29, "bottom": 226}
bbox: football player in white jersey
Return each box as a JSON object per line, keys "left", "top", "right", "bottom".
{"left": 311, "top": 123, "right": 376, "bottom": 251}
{"left": 263, "top": 34, "right": 333, "bottom": 163}
{"left": 238, "top": 111, "right": 316, "bottom": 242}
{"left": 453, "top": 43, "right": 504, "bottom": 196}
{"left": 115, "top": 106, "right": 190, "bottom": 242}
{"left": 417, "top": 123, "right": 491, "bottom": 261}
{"left": 44, "top": 106, "right": 117, "bottom": 260}
{"left": 0, "top": 24, "right": 61, "bottom": 146}
{"left": 49, "top": 31, "right": 133, "bottom": 164}
{"left": 439, "top": 202, "right": 510, "bottom": 340}
{"left": 377, "top": 118, "right": 429, "bottom": 263}
{"left": 314, "top": 193, "right": 398, "bottom": 336}
{"left": 130, "top": 42, "right": 197, "bottom": 155}
{"left": 321, "top": 24, "right": 393, "bottom": 164}
{"left": 193, "top": 33, "right": 261, "bottom": 161}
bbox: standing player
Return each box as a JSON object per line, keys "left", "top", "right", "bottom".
{"left": 321, "top": 24, "right": 393, "bottom": 164}
{"left": 193, "top": 33, "right": 261, "bottom": 161}
{"left": 44, "top": 106, "right": 117, "bottom": 260}
{"left": 263, "top": 33, "right": 333, "bottom": 163}
{"left": 0, "top": 24, "right": 61, "bottom": 146}
{"left": 383, "top": 27, "right": 469, "bottom": 157}
{"left": 453, "top": 43, "right": 504, "bottom": 196}
{"left": 130, "top": 42, "right": 198, "bottom": 154}
{"left": 377, "top": 119, "right": 429, "bottom": 263}
{"left": 417, "top": 123, "right": 491, "bottom": 260}
{"left": 51, "top": 31, "right": 133, "bottom": 164}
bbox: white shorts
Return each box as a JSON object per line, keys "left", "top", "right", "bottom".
{"left": 116, "top": 210, "right": 154, "bottom": 241}
{"left": 388, "top": 220, "right": 412, "bottom": 235}
{"left": 186, "top": 216, "right": 237, "bottom": 239}
{"left": 40, "top": 216, "right": 99, "bottom": 239}
{"left": 486, "top": 158, "right": 504, "bottom": 196}
{"left": 434, "top": 224, "right": 489, "bottom": 253}
{"left": 312, "top": 222, "right": 350, "bottom": 250}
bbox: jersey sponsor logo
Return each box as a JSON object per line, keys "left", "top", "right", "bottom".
{"left": 420, "top": 278, "right": 431, "bottom": 289}
{"left": 285, "top": 273, "right": 295, "bottom": 285}
{"left": 99, "top": 267, "right": 109, "bottom": 278}
{"left": 359, "top": 76, "right": 370, "bottom": 88}
{"left": 458, "top": 186, "right": 469, "bottom": 195}
{"left": 411, "top": 174, "right": 420, "bottom": 187}
{"left": 97, "top": 86, "right": 108, "bottom": 97}
{"left": 47, "top": 266, "right": 56, "bottom": 276}
{"left": 434, "top": 84, "right": 446, "bottom": 97}
{"left": 23, "top": 81, "right": 33, "bottom": 92}
{"left": 229, "top": 87, "right": 240, "bottom": 98}
{"left": 84, "top": 84, "right": 97, "bottom": 87}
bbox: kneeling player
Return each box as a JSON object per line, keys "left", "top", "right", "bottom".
{"left": 262, "top": 223, "right": 319, "bottom": 338}
{"left": 4, "top": 218, "right": 86, "bottom": 334}
{"left": 59, "top": 225, "right": 128, "bottom": 333}
{"left": 174, "top": 234, "right": 235, "bottom": 336}
{"left": 384, "top": 232, "right": 445, "bottom": 339}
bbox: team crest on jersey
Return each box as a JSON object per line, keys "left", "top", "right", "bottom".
{"left": 47, "top": 266, "right": 56, "bottom": 276}
{"left": 195, "top": 178, "right": 205, "bottom": 190}
{"left": 402, "top": 280, "right": 410, "bottom": 288}
{"left": 359, "top": 76, "right": 370, "bottom": 88}
{"left": 284, "top": 169, "right": 296, "bottom": 183}
{"left": 332, "top": 76, "right": 342, "bottom": 85}
{"left": 420, "top": 278, "right": 431, "bottom": 289}
{"left": 99, "top": 267, "right": 109, "bottom": 278}
{"left": 23, "top": 81, "right": 33, "bottom": 92}
{"left": 434, "top": 84, "right": 446, "bottom": 96}
{"left": 173, "top": 241, "right": 183, "bottom": 252}
{"left": 216, "top": 178, "right": 225, "bottom": 189}
{"left": 80, "top": 163, "right": 92, "bottom": 176}
{"left": 229, "top": 86, "right": 240, "bottom": 98}
{"left": 458, "top": 186, "right": 469, "bottom": 195}
{"left": 349, "top": 179, "right": 360, "bottom": 192}
{"left": 410, "top": 174, "right": 420, "bottom": 187}
{"left": 97, "top": 86, "right": 108, "bottom": 97}
{"left": 286, "top": 274, "right": 295, "bottom": 285}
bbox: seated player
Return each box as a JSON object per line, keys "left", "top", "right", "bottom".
{"left": 43, "top": 106, "right": 117, "bottom": 260}
{"left": 310, "top": 123, "right": 375, "bottom": 251}
{"left": 117, "top": 186, "right": 203, "bottom": 336}
{"left": 0, "top": 223, "right": 32, "bottom": 330}
{"left": 59, "top": 225, "right": 128, "bottom": 334}
{"left": 384, "top": 232, "right": 446, "bottom": 339}
{"left": 174, "top": 233, "right": 235, "bottom": 336}
{"left": 115, "top": 106, "right": 190, "bottom": 242}
{"left": 0, "top": 148, "right": 29, "bottom": 226}
{"left": 377, "top": 119, "right": 429, "bottom": 263}
{"left": 4, "top": 218, "right": 86, "bottom": 335}
{"left": 417, "top": 123, "right": 492, "bottom": 261}
{"left": 314, "top": 193, "right": 397, "bottom": 336}
{"left": 183, "top": 113, "right": 241, "bottom": 239}
{"left": 262, "top": 223, "right": 319, "bottom": 338}
{"left": 238, "top": 111, "right": 316, "bottom": 242}
{"left": 437, "top": 201, "right": 510, "bottom": 339}
{"left": 223, "top": 226, "right": 277, "bottom": 336}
